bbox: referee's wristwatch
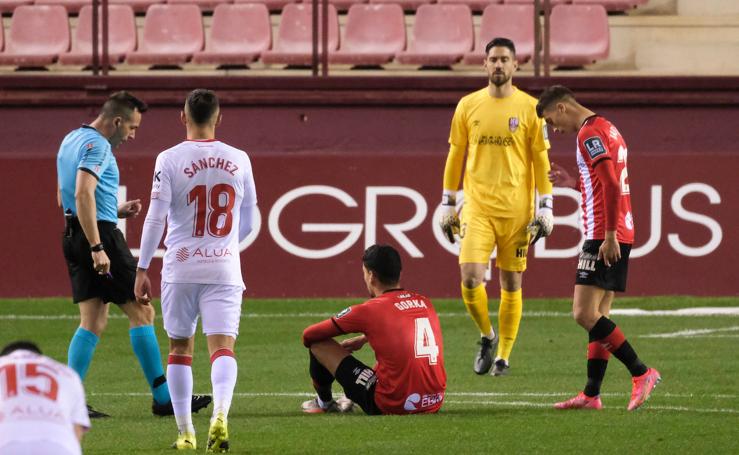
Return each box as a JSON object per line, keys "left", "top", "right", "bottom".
{"left": 90, "top": 243, "right": 105, "bottom": 252}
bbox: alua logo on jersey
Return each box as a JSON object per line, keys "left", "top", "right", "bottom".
{"left": 508, "top": 117, "right": 519, "bottom": 132}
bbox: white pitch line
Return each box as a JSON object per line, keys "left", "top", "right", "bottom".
{"left": 446, "top": 400, "right": 739, "bottom": 415}
{"left": 88, "top": 391, "right": 738, "bottom": 400}
{"left": 641, "top": 326, "right": 739, "bottom": 339}
{"left": 2, "top": 307, "right": 739, "bottom": 321}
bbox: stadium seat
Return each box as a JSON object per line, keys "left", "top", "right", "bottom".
{"left": 126, "top": 4, "right": 204, "bottom": 66}
{"left": 549, "top": 4, "right": 609, "bottom": 67}
{"left": 0, "top": 0, "right": 33, "bottom": 14}
{"left": 0, "top": 5, "right": 69, "bottom": 67}
{"left": 330, "top": 4, "right": 405, "bottom": 66}
{"left": 59, "top": 5, "right": 136, "bottom": 66}
{"left": 167, "top": 0, "right": 231, "bottom": 11}
{"left": 261, "top": 4, "right": 339, "bottom": 66}
{"left": 109, "top": 0, "right": 165, "bottom": 13}
{"left": 462, "top": 4, "right": 534, "bottom": 65}
{"left": 503, "top": 0, "right": 568, "bottom": 4}
{"left": 233, "top": 0, "right": 295, "bottom": 13}
{"left": 437, "top": 0, "right": 500, "bottom": 14}
{"left": 368, "top": 0, "right": 431, "bottom": 12}
{"left": 192, "top": 4, "right": 271, "bottom": 66}
{"left": 321, "top": 0, "right": 367, "bottom": 13}
{"left": 395, "top": 4, "right": 473, "bottom": 67}
{"left": 572, "top": 0, "right": 648, "bottom": 12}
{"left": 34, "top": 0, "right": 90, "bottom": 13}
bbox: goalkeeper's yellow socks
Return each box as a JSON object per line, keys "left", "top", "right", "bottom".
{"left": 461, "top": 283, "right": 493, "bottom": 337}
{"left": 497, "top": 289, "right": 523, "bottom": 361}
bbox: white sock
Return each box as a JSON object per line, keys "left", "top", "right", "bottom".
{"left": 167, "top": 358, "right": 194, "bottom": 434}
{"left": 211, "top": 352, "right": 237, "bottom": 421}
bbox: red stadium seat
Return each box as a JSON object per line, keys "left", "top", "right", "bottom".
{"left": 437, "top": 0, "right": 500, "bottom": 14}
{"left": 261, "top": 4, "right": 339, "bottom": 66}
{"left": 126, "top": 4, "right": 204, "bottom": 66}
{"left": 167, "top": 0, "right": 231, "bottom": 11}
{"left": 550, "top": 4, "right": 609, "bottom": 67}
{"left": 462, "top": 4, "right": 535, "bottom": 65}
{"left": 233, "top": 0, "right": 295, "bottom": 13}
{"left": 0, "top": 0, "right": 33, "bottom": 14}
{"left": 192, "top": 4, "right": 271, "bottom": 66}
{"left": 0, "top": 5, "right": 69, "bottom": 67}
{"left": 503, "top": 0, "right": 568, "bottom": 4}
{"left": 330, "top": 4, "right": 405, "bottom": 66}
{"left": 109, "top": 0, "right": 165, "bottom": 13}
{"left": 572, "top": 0, "right": 648, "bottom": 12}
{"left": 368, "top": 0, "right": 431, "bottom": 12}
{"left": 319, "top": 0, "right": 367, "bottom": 13}
{"left": 34, "top": 0, "right": 90, "bottom": 13}
{"left": 59, "top": 5, "right": 136, "bottom": 66}
{"left": 395, "top": 4, "right": 473, "bottom": 67}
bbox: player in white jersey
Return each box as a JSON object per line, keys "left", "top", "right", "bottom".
{"left": 135, "top": 89, "right": 257, "bottom": 452}
{"left": 0, "top": 341, "right": 90, "bottom": 455}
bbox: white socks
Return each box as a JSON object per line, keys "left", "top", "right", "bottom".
{"left": 210, "top": 350, "right": 237, "bottom": 422}
{"left": 167, "top": 355, "right": 194, "bottom": 434}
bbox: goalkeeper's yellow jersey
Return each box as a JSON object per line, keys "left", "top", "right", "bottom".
{"left": 445, "top": 86, "right": 551, "bottom": 218}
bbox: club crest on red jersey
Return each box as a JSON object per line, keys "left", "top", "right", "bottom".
{"left": 508, "top": 117, "right": 519, "bottom": 132}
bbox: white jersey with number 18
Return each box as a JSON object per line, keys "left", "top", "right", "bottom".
{"left": 151, "top": 140, "right": 257, "bottom": 287}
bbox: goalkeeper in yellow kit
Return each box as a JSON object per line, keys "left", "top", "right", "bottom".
{"left": 440, "top": 37, "right": 554, "bottom": 376}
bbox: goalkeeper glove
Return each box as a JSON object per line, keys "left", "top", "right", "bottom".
{"left": 439, "top": 192, "right": 460, "bottom": 244}
{"left": 527, "top": 194, "right": 553, "bottom": 245}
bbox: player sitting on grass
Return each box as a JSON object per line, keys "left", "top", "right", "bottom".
{"left": 301, "top": 244, "right": 447, "bottom": 415}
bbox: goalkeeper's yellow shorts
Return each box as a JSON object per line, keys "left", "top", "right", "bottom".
{"left": 459, "top": 206, "right": 531, "bottom": 272}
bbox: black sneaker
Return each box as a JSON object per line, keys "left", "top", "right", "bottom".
{"left": 152, "top": 394, "right": 212, "bottom": 417}
{"left": 473, "top": 334, "right": 498, "bottom": 375}
{"left": 491, "top": 358, "right": 510, "bottom": 377}
{"left": 87, "top": 404, "right": 110, "bottom": 419}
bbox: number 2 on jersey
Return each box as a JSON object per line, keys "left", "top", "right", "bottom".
{"left": 187, "top": 184, "right": 236, "bottom": 238}
{"left": 414, "top": 317, "right": 439, "bottom": 365}
{"left": 0, "top": 363, "right": 59, "bottom": 401}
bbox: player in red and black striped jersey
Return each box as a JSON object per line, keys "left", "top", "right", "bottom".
{"left": 301, "top": 245, "right": 447, "bottom": 415}
{"left": 537, "top": 86, "right": 660, "bottom": 411}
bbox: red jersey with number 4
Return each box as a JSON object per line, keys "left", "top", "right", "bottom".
{"left": 576, "top": 116, "right": 635, "bottom": 243}
{"left": 322, "top": 290, "right": 446, "bottom": 414}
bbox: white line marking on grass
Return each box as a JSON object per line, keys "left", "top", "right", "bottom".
{"left": 446, "top": 400, "right": 739, "bottom": 414}
{"left": 642, "top": 326, "right": 739, "bottom": 338}
{"left": 88, "top": 391, "right": 738, "bottom": 400}
{"left": 3, "top": 307, "right": 739, "bottom": 321}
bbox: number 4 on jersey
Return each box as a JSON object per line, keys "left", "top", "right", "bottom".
{"left": 414, "top": 318, "right": 439, "bottom": 365}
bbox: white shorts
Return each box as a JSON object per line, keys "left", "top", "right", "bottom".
{"left": 161, "top": 282, "right": 243, "bottom": 339}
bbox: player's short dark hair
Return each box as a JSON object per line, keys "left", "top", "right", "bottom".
{"left": 362, "top": 244, "right": 402, "bottom": 285}
{"left": 485, "top": 37, "right": 516, "bottom": 57}
{"left": 186, "top": 89, "right": 220, "bottom": 125}
{"left": 1, "top": 340, "right": 42, "bottom": 356}
{"left": 100, "top": 91, "right": 148, "bottom": 120}
{"left": 536, "top": 85, "right": 576, "bottom": 118}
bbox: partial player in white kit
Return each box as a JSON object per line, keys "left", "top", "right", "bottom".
{"left": 135, "top": 89, "right": 257, "bottom": 452}
{"left": 0, "top": 341, "right": 90, "bottom": 455}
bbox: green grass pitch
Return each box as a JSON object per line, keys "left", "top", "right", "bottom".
{"left": 1, "top": 296, "right": 738, "bottom": 454}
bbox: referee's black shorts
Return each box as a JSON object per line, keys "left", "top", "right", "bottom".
{"left": 574, "top": 239, "right": 632, "bottom": 292}
{"left": 61, "top": 218, "right": 137, "bottom": 305}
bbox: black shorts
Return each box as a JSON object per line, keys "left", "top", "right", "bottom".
{"left": 574, "top": 240, "right": 631, "bottom": 292}
{"left": 334, "top": 356, "right": 382, "bottom": 416}
{"left": 61, "top": 218, "right": 136, "bottom": 305}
